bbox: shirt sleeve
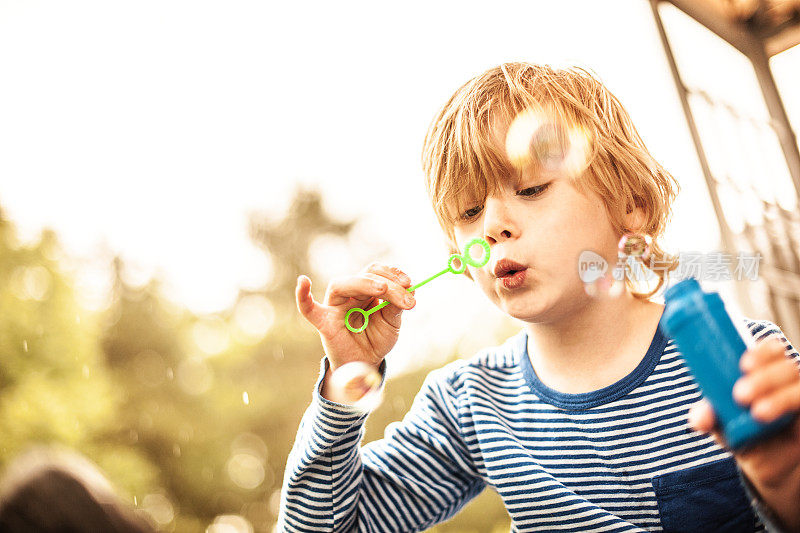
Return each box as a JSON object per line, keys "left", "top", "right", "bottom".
{"left": 739, "top": 319, "right": 800, "bottom": 532}
{"left": 277, "top": 357, "right": 486, "bottom": 532}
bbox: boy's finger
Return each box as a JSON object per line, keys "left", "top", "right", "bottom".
{"left": 688, "top": 399, "right": 716, "bottom": 433}
{"left": 688, "top": 400, "right": 728, "bottom": 448}
{"left": 750, "top": 381, "right": 800, "bottom": 423}
{"left": 295, "top": 275, "right": 325, "bottom": 329}
{"left": 740, "top": 338, "right": 787, "bottom": 372}
{"left": 361, "top": 272, "right": 415, "bottom": 311}
{"left": 325, "top": 274, "right": 388, "bottom": 307}
{"left": 363, "top": 262, "right": 413, "bottom": 289}
{"left": 733, "top": 356, "right": 799, "bottom": 406}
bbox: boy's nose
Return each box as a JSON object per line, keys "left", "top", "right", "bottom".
{"left": 482, "top": 198, "right": 517, "bottom": 244}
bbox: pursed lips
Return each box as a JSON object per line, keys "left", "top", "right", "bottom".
{"left": 493, "top": 258, "right": 528, "bottom": 278}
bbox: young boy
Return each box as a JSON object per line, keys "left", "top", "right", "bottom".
{"left": 280, "top": 63, "right": 800, "bottom": 532}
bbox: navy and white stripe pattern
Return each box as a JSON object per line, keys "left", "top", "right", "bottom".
{"left": 278, "top": 319, "right": 799, "bottom": 532}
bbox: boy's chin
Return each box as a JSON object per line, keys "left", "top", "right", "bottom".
{"left": 499, "top": 296, "right": 550, "bottom": 323}
{"left": 500, "top": 289, "right": 583, "bottom": 325}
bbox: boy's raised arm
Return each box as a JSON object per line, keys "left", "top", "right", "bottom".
{"left": 277, "top": 357, "right": 485, "bottom": 532}
{"left": 280, "top": 266, "right": 485, "bottom": 531}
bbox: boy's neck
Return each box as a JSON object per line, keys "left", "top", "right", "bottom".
{"left": 525, "top": 292, "right": 664, "bottom": 395}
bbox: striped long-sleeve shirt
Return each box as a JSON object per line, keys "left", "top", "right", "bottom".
{"left": 278, "top": 319, "right": 800, "bottom": 532}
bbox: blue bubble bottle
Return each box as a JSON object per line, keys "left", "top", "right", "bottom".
{"left": 661, "top": 278, "right": 795, "bottom": 450}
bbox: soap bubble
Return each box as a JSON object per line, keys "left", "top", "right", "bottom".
{"left": 226, "top": 453, "right": 264, "bottom": 490}
{"left": 177, "top": 357, "right": 214, "bottom": 395}
{"left": 530, "top": 122, "right": 569, "bottom": 170}
{"left": 206, "top": 514, "right": 253, "bottom": 533}
{"left": 141, "top": 493, "right": 174, "bottom": 526}
{"left": 578, "top": 250, "right": 625, "bottom": 299}
{"left": 618, "top": 233, "right": 652, "bottom": 262}
{"left": 329, "top": 361, "right": 383, "bottom": 411}
{"left": 581, "top": 232, "right": 654, "bottom": 298}
{"left": 584, "top": 272, "right": 625, "bottom": 299}
{"left": 10, "top": 266, "right": 52, "bottom": 301}
{"left": 505, "top": 107, "right": 591, "bottom": 178}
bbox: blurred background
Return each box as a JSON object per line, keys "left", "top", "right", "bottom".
{"left": 1, "top": 0, "right": 799, "bottom": 531}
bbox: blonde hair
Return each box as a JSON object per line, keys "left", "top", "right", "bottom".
{"left": 421, "top": 62, "right": 679, "bottom": 299}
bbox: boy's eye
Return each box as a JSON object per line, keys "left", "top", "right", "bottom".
{"left": 459, "top": 205, "right": 484, "bottom": 221}
{"left": 458, "top": 183, "right": 549, "bottom": 221}
{"left": 517, "top": 183, "right": 550, "bottom": 197}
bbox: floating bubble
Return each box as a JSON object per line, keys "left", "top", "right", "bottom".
{"left": 584, "top": 272, "right": 625, "bottom": 299}
{"left": 233, "top": 295, "right": 274, "bottom": 344}
{"left": 505, "top": 107, "right": 591, "bottom": 177}
{"left": 10, "top": 265, "right": 52, "bottom": 301}
{"left": 578, "top": 250, "right": 625, "bottom": 299}
{"left": 206, "top": 514, "right": 254, "bottom": 533}
{"left": 231, "top": 433, "right": 268, "bottom": 463}
{"left": 267, "top": 489, "right": 282, "bottom": 518}
{"left": 241, "top": 501, "right": 270, "bottom": 532}
{"left": 618, "top": 233, "right": 652, "bottom": 262}
{"left": 530, "top": 122, "right": 569, "bottom": 170}
{"left": 177, "top": 357, "right": 214, "bottom": 395}
{"left": 329, "top": 361, "right": 383, "bottom": 411}
{"left": 142, "top": 493, "right": 174, "bottom": 526}
{"left": 226, "top": 453, "right": 264, "bottom": 490}
{"left": 193, "top": 317, "right": 230, "bottom": 356}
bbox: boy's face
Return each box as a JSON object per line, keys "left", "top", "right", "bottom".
{"left": 452, "top": 123, "right": 622, "bottom": 325}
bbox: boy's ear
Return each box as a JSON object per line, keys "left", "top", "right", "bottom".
{"left": 623, "top": 205, "right": 647, "bottom": 234}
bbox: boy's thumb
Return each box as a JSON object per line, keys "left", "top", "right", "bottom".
{"left": 295, "top": 275, "right": 322, "bottom": 327}
{"left": 688, "top": 399, "right": 728, "bottom": 449}
{"left": 688, "top": 399, "right": 716, "bottom": 433}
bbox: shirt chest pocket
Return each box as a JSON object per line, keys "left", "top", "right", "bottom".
{"left": 651, "top": 457, "right": 759, "bottom": 532}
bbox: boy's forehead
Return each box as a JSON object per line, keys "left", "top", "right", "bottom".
{"left": 488, "top": 109, "right": 515, "bottom": 150}
{"left": 450, "top": 168, "right": 526, "bottom": 206}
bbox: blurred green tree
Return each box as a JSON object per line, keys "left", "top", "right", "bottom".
{"left": 248, "top": 187, "right": 354, "bottom": 308}
{"left": 0, "top": 208, "right": 159, "bottom": 512}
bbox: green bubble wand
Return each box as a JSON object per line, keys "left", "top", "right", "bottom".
{"left": 345, "top": 237, "right": 491, "bottom": 333}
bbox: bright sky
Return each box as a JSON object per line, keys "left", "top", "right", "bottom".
{"left": 1, "top": 0, "right": 798, "bottom": 373}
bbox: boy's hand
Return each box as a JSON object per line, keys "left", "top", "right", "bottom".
{"left": 295, "top": 263, "right": 415, "bottom": 375}
{"left": 688, "top": 338, "right": 800, "bottom": 531}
